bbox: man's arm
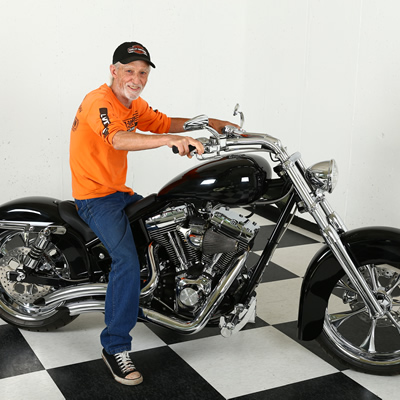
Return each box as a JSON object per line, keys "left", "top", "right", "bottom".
{"left": 168, "top": 117, "right": 235, "bottom": 134}
{"left": 112, "top": 117, "right": 236, "bottom": 156}
{"left": 112, "top": 130, "right": 204, "bottom": 157}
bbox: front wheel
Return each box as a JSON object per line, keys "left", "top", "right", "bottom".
{"left": 0, "top": 230, "right": 80, "bottom": 331}
{"left": 317, "top": 261, "right": 400, "bottom": 374}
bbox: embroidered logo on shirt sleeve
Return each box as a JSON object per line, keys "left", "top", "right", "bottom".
{"left": 99, "top": 108, "right": 110, "bottom": 136}
{"left": 72, "top": 117, "right": 79, "bottom": 132}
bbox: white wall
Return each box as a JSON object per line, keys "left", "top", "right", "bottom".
{"left": 1, "top": 0, "right": 400, "bottom": 229}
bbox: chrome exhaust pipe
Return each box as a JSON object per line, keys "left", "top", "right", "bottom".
{"left": 141, "top": 252, "right": 248, "bottom": 334}
{"left": 36, "top": 246, "right": 247, "bottom": 335}
{"left": 35, "top": 242, "right": 160, "bottom": 308}
{"left": 67, "top": 300, "right": 105, "bottom": 316}
{"left": 140, "top": 242, "right": 160, "bottom": 297}
{"left": 34, "top": 283, "right": 107, "bottom": 306}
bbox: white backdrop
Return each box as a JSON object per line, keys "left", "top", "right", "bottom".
{"left": 1, "top": 0, "right": 400, "bottom": 229}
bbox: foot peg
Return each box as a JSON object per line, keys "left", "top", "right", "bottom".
{"left": 219, "top": 296, "right": 257, "bottom": 338}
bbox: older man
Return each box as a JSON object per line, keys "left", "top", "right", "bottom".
{"left": 70, "top": 41, "right": 232, "bottom": 385}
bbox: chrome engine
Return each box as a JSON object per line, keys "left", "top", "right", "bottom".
{"left": 145, "top": 204, "right": 259, "bottom": 314}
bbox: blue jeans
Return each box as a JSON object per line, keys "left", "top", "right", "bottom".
{"left": 75, "top": 191, "right": 143, "bottom": 354}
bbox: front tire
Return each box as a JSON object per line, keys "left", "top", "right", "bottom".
{"left": 317, "top": 261, "right": 400, "bottom": 375}
{"left": 0, "top": 230, "right": 79, "bottom": 331}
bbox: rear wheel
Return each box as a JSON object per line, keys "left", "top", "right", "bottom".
{"left": 317, "top": 261, "right": 400, "bottom": 374}
{"left": 0, "top": 230, "right": 78, "bottom": 331}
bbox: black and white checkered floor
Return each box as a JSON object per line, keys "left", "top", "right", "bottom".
{"left": 0, "top": 207, "right": 397, "bottom": 399}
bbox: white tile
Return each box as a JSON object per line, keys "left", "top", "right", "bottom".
{"left": 256, "top": 277, "right": 303, "bottom": 325}
{"left": 249, "top": 213, "right": 275, "bottom": 227}
{"left": 0, "top": 370, "right": 64, "bottom": 400}
{"left": 231, "top": 207, "right": 275, "bottom": 226}
{"left": 131, "top": 322, "right": 168, "bottom": 353}
{"left": 269, "top": 242, "right": 325, "bottom": 277}
{"left": 344, "top": 370, "right": 399, "bottom": 400}
{"left": 171, "top": 326, "right": 338, "bottom": 399}
{"left": 20, "top": 313, "right": 165, "bottom": 369}
{"left": 0, "top": 318, "right": 7, "bottom": 326}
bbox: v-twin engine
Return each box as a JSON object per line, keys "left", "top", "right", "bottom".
{"left": 145, "top": 204, "right": 259, "bottom": 314}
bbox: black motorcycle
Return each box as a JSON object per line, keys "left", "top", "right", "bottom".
{"left": 1, "top": 105, "right": 400, "bottom": 375}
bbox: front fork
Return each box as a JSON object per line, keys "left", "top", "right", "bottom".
{"left": 312, "top": 199, "right": 385, "bottom": 318}
{"left": 283, "top": 157, "right": 385, "bottom": 319}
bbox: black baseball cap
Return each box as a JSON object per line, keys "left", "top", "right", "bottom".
{"left": 112, "top": 42, "right": 156, "bottom": 68}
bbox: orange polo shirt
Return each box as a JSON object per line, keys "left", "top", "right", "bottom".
{"left": 70, "top": 84, "right": 171, "bottom": 199}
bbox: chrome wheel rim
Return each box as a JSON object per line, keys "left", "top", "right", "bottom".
{"left": 323, "top": 263, "right": 400, "bottom": 366}
{"left": 0, "top": 231, "right": 67, "bottom": 321}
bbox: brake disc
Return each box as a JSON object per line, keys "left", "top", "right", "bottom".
{"left": 0, "top": 247, "right": 52, "bottom": 304}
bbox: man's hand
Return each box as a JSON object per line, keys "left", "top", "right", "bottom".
{"left": 208, "top": 118, "right": 240, "bottom": 134}
{"left": 166, "top": 135, "right": 204, "bottom": 158}
{"left": 169, "top": 117, "right": 240, "bottom": 135}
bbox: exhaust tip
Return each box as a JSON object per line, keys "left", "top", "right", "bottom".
{"left": 33, "top": 298, "right": 45, "bottom": 306}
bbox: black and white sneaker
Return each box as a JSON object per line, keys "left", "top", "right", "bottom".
{"left": 102, "top": 349, "right": 143, "bottom": 386}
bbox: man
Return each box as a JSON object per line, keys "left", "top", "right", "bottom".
{"left": 70, "top": 41, "right": 233, "bottom": 386}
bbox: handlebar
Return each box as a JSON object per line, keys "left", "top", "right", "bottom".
{"left": 170, "top": 105, "right": 288, "bottom": 162}
{"left": 172, "top": 144, "right": 197, "bottom": 154}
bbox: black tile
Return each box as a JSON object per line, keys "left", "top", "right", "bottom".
{"left": 247, "top": 204, "right": 321, "bottom": 236}
{"left": 48, "top": 346, "right": 225, "bottom": 400}
{"left": 0, "top": 324, "right": 44, "bottom": 379}
{"left": 273, "top": 321, "right": 348, "bottom": 371}
{"left": 262, "top": 262, "right": 299, "bottom": 282}
{"left": 252, "top": 226, "right": 318, "bottom": 252}
{"left": 230, "top": 372, "right": 381, "bottom": 400}
{"left": 246, "top": 252, "right": 299, "bottom": 282}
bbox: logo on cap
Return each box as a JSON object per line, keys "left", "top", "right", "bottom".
{"left": 127, "top": 45, "right": 148, "bottom": 56}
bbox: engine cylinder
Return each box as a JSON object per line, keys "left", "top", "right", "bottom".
{"left": 202, "top": 230, "right": 238, "bottom": 255}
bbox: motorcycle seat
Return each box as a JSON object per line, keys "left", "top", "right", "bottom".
{"left": 58, "top": 200, "right": 96, "bottom": 242}
{"left": 58, "top": 194, "right": 159, "bottom": 243}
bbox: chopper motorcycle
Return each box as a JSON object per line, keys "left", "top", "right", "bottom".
{"left": 1, "top": 105, "right": 400, "bottom": 375}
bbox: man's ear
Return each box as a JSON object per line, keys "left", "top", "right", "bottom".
{"left": 110, "top": 64, "right": 118, "bottom": 79}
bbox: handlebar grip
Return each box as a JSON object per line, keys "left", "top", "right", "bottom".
{"left": 172, "top": 145, "right": 197, "bottom": 154}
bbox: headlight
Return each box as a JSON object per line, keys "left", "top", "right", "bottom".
{"left": 306, "top": 159, "right": 338, "bottom": 193}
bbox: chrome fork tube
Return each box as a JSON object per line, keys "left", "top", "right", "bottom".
{"left": 317, "top": 212, "right": 384, "bottom": 318}
{"left": 319, "top": 198, "right": 348, "bottom": 233}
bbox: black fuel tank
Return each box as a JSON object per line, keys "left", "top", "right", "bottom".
{"left": 158, "top": 155, "right": 272, "bottom": 206}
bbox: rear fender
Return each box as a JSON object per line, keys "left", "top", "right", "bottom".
{"left": 0, "top": 196, "right": 91, "bottom": 278}
{"left": 298, "top": 226, "right": 400, "bottom": 341}
{"left": 0, "top": 196, "right": 64, "bottom": 229}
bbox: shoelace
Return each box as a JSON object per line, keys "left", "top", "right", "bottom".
{"left": 115, "top": 351, "right": 136, "bottom": 374}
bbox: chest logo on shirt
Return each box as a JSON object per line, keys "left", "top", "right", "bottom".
{"left": 124, "top": 111, "right": 139, "bottom": 131}
{"left": 99, "top": 108, "right": 110, "bottom": 136}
